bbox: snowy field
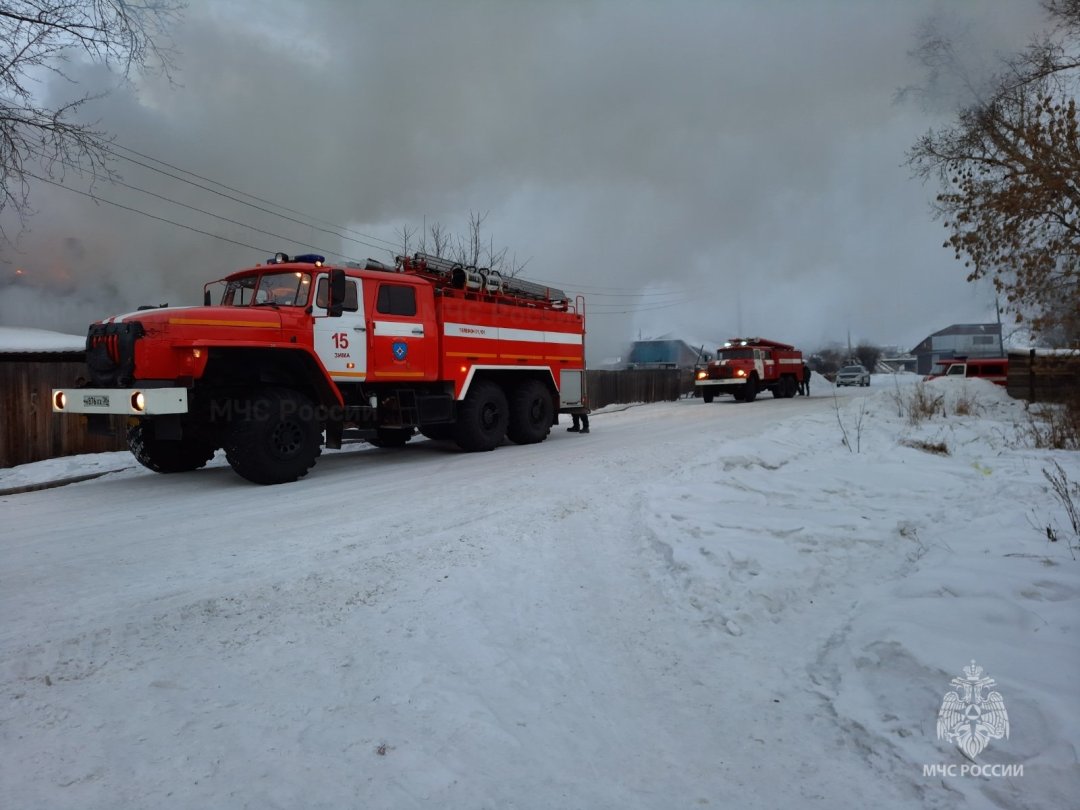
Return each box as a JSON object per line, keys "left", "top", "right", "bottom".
{"left": 1, "top": 376, "right": 1077, "bottom": 809}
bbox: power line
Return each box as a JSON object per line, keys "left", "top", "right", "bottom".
{"left": 105, "top": 144, "right": 696, "bottom": 300}
{"left": 28, "top": 171, "right": 699, "bottom": 316}
{"left": 98, "top": 143, "right": 695, "bottom": 302}
{"left": 31, "top": 142, "right": 699, "bottom": 313}
{"left": 99, "top": 142, "right": 396, "bottom": 258}
{"left": 27, "top": 172, "right": 274, "bottom": 254}
{"left": 585, "top": 297, "right": 700, "bottom": 315}
{"left": 25, "top": 145, "right": 361, "bottom": 262}
{"left": 109, "top": 141, "right": 402, "bottom": 252}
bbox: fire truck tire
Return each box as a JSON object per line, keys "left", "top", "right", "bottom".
{"left": 507, "top": 380, "right": 554, "bottom": 445}
{"left": 128, "top": 421, "right": 217, "bottom": 473}
{"left": 224, "top": 388, "right": 321, "bottom": 485}
{"left": 702, "top": 390, "right": 715, "bottom": 403}
{"left": 743, "top": 375, "right": 758, "bottom": 402}
{"left": 454, "top": 380, "right": 509, "bottom": 452}
{"left": 369, "top": 427, "right": 414, "bottom": 448}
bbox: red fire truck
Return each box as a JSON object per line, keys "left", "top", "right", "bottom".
{"left": 694, "top": 337, "right": 805, "bottom": 402}
{"left": 52, "top": 252, "right": 588, "bottom": 484}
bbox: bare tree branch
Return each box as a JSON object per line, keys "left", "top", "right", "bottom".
{"left": 0, "top": 0, "right": 184, "bottom": 237}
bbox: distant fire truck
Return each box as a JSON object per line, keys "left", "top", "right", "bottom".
{"left": 694, "top": 337, "right": 805, "bottom": 402}
{"left": 52, "top": 252, "right": 587, "bottom": 484}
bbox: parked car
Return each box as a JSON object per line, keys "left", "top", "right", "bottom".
{"left": 835, "top": 364, "right": 871, "bottom": 387}
{"left": 924, "top": 357, "right": 1008, "bottom": 387}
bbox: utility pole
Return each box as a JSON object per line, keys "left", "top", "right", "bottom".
{"left": 995, "top": 296, "right": 1004, "bottom": 356}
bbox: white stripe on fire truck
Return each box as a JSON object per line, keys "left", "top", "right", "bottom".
{"left": 444, "top": 323, "right": 583, "bottom": 345}
{"left": 373, "top": 321, "right": 424, "bottom": 337}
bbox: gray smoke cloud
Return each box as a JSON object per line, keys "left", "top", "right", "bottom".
{"left": 0, "top": 0, "right": 1045, "bottom": 362}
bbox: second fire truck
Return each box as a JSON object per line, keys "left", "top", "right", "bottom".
{"left": 694, "top": 337, "right": 806, "bottom": 402}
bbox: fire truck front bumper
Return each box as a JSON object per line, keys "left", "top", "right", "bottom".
{"left": 52, "top": 387, "right": 189, "bottom": 416}
{"left": 695, "top": 378, "right": 746, "bottom": 390}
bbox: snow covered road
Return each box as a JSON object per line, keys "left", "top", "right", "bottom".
{"left": 2, "top": 380, "right": 1077, "bottom": 808}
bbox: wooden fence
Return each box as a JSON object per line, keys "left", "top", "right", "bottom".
{"left": 585, "top": 368, "right": 694, "bottom": 409}
{"left": 0, "top": 355, "right": 128, "bottom": 469}
{"left": 0, "top": 357, "right": 694, "bottom": 469}
{"left": 1007, "top": 349, "right": 1080, "bottom": 403}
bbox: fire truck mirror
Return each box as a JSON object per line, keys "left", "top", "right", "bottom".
{"left": 203, "top": 289, "right": 211, "bottom": 306}
{"left": 328, "top": 268, "right": 346, "bottom": 317}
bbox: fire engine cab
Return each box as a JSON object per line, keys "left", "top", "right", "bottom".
{"left": 52, "top": 252, "right": 588, "bottom": 484}
{"left": 694, "top": 337, "right": 805, "bottom": 402}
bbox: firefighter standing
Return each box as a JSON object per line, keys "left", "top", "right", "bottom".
{"left": 568, "top": 412, "right": 590, "bottom": 434}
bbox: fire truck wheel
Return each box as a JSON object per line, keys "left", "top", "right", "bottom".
{"left": 743, "top": 375, "right": 758, "bottom": 402}
{"left": 702, "top": 390, "right": 715, "bottom": 403}
{"left": 128, "top": 421, "right": 217, "bottom": 473}
{"left": 454, "top": 380, "right": 509, "bottom": 452}
{"left": 508, "top": 380, "right": 553, "bottom": 445}
{"left": 369, "top": 427, "right": 414, "bottom": 448}
{"left": 225, "top": 388, "right": 321, "bottom": 484}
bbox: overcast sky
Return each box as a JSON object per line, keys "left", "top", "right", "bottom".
{"left": 0, "top": 0, "right": 1048, "bottom": 362}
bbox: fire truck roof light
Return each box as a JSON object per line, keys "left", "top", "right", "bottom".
{"left": 267, "top": 253, "right": 324, "bottom": 265}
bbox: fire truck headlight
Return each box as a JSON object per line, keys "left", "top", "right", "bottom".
{"left": 131, "top": 391, "right": 146, "bottom": 412}
{"left": 736, "top": 368, "right": 747, "bottom": 377}
{"left": 695, "top": 370, "right": 706, "bottom": 380}
{"left": 54, "top": 391, "right": 67, "bottom": 410}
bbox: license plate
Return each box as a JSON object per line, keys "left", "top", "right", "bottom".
{"left": 83, "top": 394, "right": 110, "bottom": 408}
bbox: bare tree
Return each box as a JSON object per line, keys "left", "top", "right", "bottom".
{"left": 0, "top": 0, "right": 184, "bottom": 235}
{"left": 854, "top": 342, "right": 882, "bottom": 373}
{"left": 395, "top": 223, "right": 417, "bottom": 257}
{"left": 402, "top": 210, "right": 528, "bottom": 277}
{"left": 905, "top": 0, "right": 1080, "bottom": 344}
{"left": 416, "top": 219, "right": 452, "bottom": 258}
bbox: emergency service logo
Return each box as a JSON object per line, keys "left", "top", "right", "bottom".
{"left": 936, "top": 660, "right": 1009, "bottom": 760}
{"left": 392, "top": 341, "right": 408, "bottom": 362}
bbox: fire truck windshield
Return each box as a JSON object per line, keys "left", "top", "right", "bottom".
{"left": 719, "top": 348, "right": 754, "bottom": 360}
{"left": 222, "top": 272, "right": 312, "bottom": 307}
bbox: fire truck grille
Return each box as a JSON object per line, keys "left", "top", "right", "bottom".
{"left": 90, "top": 334, "right": 121, "bottom": 364}
{"left": 86, "top": 322, "right": 144, "bottom": 387}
